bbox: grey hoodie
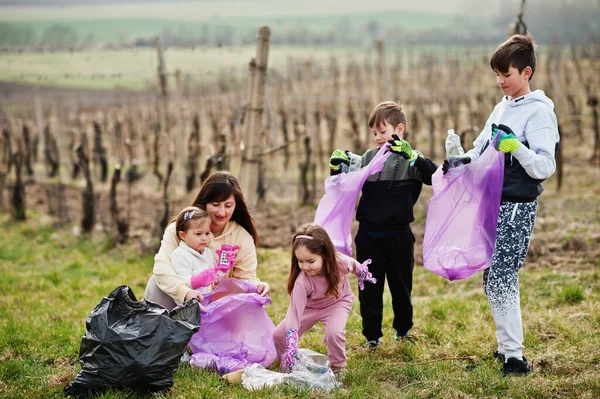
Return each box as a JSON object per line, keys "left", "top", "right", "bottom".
{"left": 465, "top": 90, "right": 560, "bottom": 202}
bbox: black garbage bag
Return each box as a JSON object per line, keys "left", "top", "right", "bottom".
{"left": 64, "top": 285, "right": 201, "bottom": 397}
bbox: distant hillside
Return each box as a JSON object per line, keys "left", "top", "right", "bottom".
{"left": 0, "top": 0, "right": 597, "bottom": 48}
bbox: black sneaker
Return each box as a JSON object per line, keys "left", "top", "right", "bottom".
{"left": 365, "top": 339, "right": 380, "bottom": 350}
{"left": 503, "top": 356, "right": 531, "bottom": 376}
{"left": 493, "top": 351, "right": 505, "bottom": 362}
{"left": 395, "top": 331, "right": 415, "bottom": 343}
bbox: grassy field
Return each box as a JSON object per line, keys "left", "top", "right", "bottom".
{"left": 1, "top": 187, "right": 599, "bottom": 398}
{"left": 0, "top": 45, "right": 370, "bottom": 90}
{"left": 0, "top": 43, "right": 495, "bottom": 90}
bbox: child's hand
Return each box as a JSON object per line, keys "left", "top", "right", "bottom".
{"left": 256, "top": 281, "right": 270, "bottom": 297}
{"left": 329, "top": 149, "right": 350, "bottom": 175}
{"left": 190, "top": 269, "right": 218, "bottom": 289}
{"left": 387, "top": 134, "right": 417, "bottom": 163}
{"left": 184, "top": 289, "right": 204, "bottom": 303}
{"left": 491, "top": 123, "right": 514, "bottom": 140}
{"left": 491, "top": 123, "right": 521, "bottom": 153}
{"left": 442, "top": 156, "right": 471, "bottom": 174}
{"left": 215, "top": 245, "right": 240, "bottom": 277}
{"left": 356, "top": 259, "right": 376, "bottom": 290}
{"left": 282, "top": 329, "right": 299, "bottom": 373}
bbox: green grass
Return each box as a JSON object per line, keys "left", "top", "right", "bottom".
{"left": 559, "top": 285, "right": 585, "bottom": 304}
{"left": 1, "top": 213, "right": 599, "bottom": 398}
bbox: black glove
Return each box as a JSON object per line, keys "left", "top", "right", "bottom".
{"left": 442, "top": 156, "right": 471, "bottom": 175}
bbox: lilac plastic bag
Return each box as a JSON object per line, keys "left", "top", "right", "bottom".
{"left": 189, "top": 278, "right": 276, "bottom": 374}
{"left": 314, "top": 144, "right": 391, "bottom": 255}
{"left": 423, "top": 137, "right": 504, "bottom": 280}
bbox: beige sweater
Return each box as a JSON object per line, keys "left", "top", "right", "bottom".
{"left": 153, "top": 221, "right": 260, "bottom": 302}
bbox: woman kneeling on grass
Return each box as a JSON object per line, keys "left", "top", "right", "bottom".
{"left": 144, "top": 171, "right": 270, "bottom": 309}
{"left": 273, "top": 223, "right": 376, "bottom": 379}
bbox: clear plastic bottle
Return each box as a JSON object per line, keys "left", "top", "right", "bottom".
{"left": 445, "top": 129, "right": 464, "bottom": 160}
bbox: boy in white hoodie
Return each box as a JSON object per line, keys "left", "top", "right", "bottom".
{"left": 443, "top": 34, "right": 559, "bottom": 375}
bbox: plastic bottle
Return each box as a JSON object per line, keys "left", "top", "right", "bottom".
{"left": 445, "top": 129, "right": 464, "bottom": 160}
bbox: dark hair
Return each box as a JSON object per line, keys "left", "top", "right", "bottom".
{"left": 490, "top": 34, "right": 536, "bottom": 81}
{"left": 174, "top": 206, "right": 210, "bottom": 235}
{"left": 368, "top": 101, "right": 407, "bottom": 130}
{"left": 287, "top": 223, "right": 340, "bottom": 297}
{"left": 191, "top": 171, "right": 258, "bottom": 246}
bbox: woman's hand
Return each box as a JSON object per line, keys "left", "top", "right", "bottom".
{"left": 185, "top": 289, "right": 204, "bottom": 303}
{"left": 256, "top": 282, "right": 270, "bottom": 297}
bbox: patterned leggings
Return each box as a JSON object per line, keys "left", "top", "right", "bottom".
{"left": 483, "top": 200, "right": 537, "bottom": 360}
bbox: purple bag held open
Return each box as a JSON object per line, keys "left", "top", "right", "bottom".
{"left": 423, "top": 136, "right": 504, "bottom": 280}
{"left": 189, "top": 278, "right": 276, "bottom": 374}
{"left": 314, "top": 144, "right": 391, "bottom": 255}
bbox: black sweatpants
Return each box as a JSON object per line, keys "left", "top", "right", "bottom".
{"left": 355, "top": 227, "right": 415, "bottom": 341}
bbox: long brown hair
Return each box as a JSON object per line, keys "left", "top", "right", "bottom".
{"left": 287, "top": 223, "right": 340, "bottom": 297}
{"left": 191, "top": 171, "right": 258, "bottom": 246}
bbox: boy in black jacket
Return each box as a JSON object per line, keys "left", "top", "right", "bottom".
{"left": 330, "top": 101, "right": 437, "bottom": 348}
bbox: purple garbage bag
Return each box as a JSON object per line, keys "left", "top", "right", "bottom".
{"left": 189, "top": 278, "right": 276, "bottom": 374}
{"left": 423, "top": 137, "right": 504, "bottom": 280}
{"left": 314, "top": 144, "right": 391, "bottom": 255}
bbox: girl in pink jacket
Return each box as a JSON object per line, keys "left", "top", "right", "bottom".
{"left": 273, "top": 223, "right": 375, "bottom": 378}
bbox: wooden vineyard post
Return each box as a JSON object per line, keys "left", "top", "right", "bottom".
{"left": 241, "top": 58, "right": 257, "bottom": 153}
{"left": 240, "top": 26, "right": 270, "bottom": 209}
{"left": 11, "top": 138, "right": 26, "bottom": 221}
{"left": 0, "top": 127, "right": 9, "bottom": 211}
{"left": 508, "top": 0, "right": 528, "bottom": 37}
{"left": 589, "top": 93, "right": 599, "bottom": 168}
{"left": 76, "top": 144, "right": 95, "bottom": 234}
{"left": 22, "top": 122, "right": 34, "bottom": 181}
{"left": 109, "top": 165, "right": 129, "bottom": 245}
{"left": 304, "top": 60, "right": 318, "bottom": 199}
{"left": 92, "top": 121, "right": 108, "bottom": 182}
{"left": 186, "top": 114, "right": 201, "bottom": 192}
{"left": 34, "top": 94, "right": 44, "bottom": 172}
{"left": 154, "top": 36, "right": 169, "bottom": 187}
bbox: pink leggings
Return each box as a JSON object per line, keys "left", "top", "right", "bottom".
{"left": 273, "top": 302, "right": 352, "bottom": 368}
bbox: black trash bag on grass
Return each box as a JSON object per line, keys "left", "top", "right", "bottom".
{"left": 64, "top": 285, "right": 201, "bottom": 397}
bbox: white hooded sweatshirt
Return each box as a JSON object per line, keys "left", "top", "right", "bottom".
{"left": 465, "top": 90, "right": 560, "bottom": 201}
{"left": 466, "top": 89, "right": 559, "bottom": 179}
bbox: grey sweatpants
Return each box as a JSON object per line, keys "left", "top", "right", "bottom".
{"left": 483, "top": 199, "right": 537, "bottom": 360}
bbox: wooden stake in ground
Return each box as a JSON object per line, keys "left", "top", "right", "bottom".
{"left": 0, "top": 127, "right": 10, "bottom": 211}
{"left": 154, "top": 36, "right": 169, "bottom": 188}
{"left": 21, "top": 122, "right": 34, "bottom": 181}
{"left": 109, "top": 164, "right": 129, "bottom": 245}
{"left": 508, "top": 0, "right": 528, "bottom": 37}
{"left": 43, "top": 121, "right": 60, "bottom": 178}
{"left": 240, "top": 26, "right": 270, "bottom": 209}
{"left": 10, "top": 140, "right": 26, "bottom": 221}
{"left": 153, "top": 160, "right": 173, "bottom": 245}
{"left": 589, "top": 94, "right": 599, "bottom": 166}
{"left": 186, "top": 114, "right": 201, "bottom": 192}
{"left": 92, "top": 120, "right": 108, "bottom": 182}
{"left": 75, "top": 144, "right": 95, "bottom": 234}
